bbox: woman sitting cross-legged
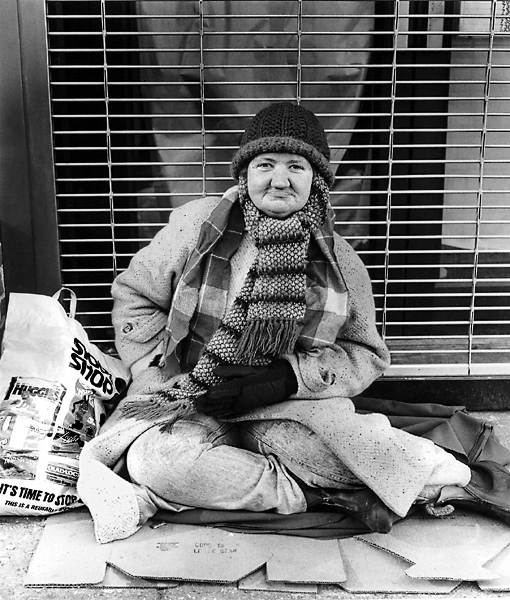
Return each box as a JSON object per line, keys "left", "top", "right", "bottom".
{"left": 77, "top": 102, "right": 510, "bottom": 543}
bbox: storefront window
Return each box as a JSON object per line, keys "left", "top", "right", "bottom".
{"left": 45, "top": 0, "right": 510, "bottom": 375}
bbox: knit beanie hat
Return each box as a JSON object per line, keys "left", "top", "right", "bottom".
{"left": 231, "top": 102, "right": 335, "bottom": 188}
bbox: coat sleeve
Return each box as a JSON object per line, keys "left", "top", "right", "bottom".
{"left": 285, "top": 235, "right": 391, "bottom": 399}
{"left": 111, "top": 198, "right": 217, "bottom": 372}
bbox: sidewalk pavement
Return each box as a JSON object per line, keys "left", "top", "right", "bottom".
{"left": 2, "top": 410, "right": 510, "bottom": 600}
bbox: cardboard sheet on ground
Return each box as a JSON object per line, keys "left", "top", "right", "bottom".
{"left": 24, "top": 510, "right": 178, "bottom": 588}
{"left": 238, "top": 567, "right": 317, "bottom": 593}
{"left": 25, "top": 509, "right": 345, "bottom": 587}
{"left": 97, "top": 565, "right": 177, "bottom": 588}
{"left": 338, "top": 538, "right": 460, "bottom": 594}
{"left": 357, "top": 513, "right": 510, "bottom": 583}
{"left": 478, "top": 544, "right": 510, "bottom": 592}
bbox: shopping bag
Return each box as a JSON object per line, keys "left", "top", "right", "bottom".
{"left": 0, "top": 288, "right": 130, "bottom": 516}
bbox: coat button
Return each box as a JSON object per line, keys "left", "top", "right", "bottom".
{"left": 122, "top": 322, "right": 133, "bottom": 333}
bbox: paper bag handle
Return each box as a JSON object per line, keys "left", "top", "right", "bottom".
{"left": 53, "top": 287, "right": 77, "bottom": 319}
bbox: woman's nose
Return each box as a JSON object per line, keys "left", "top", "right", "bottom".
{"left": 270, "top": 165, "right": 290, "bottom": 188}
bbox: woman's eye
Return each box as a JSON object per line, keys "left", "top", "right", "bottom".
{"left": 290, "top": 164, "right": 305, "bottom": 171}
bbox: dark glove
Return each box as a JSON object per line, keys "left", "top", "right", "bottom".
{"left": 195, "top": 359, "right": 298, "bottom": 418}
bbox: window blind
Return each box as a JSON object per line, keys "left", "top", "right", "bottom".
{"left": 45, "top": 0, "right": 510, "bottom": 376}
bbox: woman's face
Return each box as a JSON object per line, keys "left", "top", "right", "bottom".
{"left": 247, "top": 152, "right": 313, "bottom": 219}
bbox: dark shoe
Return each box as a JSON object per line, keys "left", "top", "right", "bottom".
{"left": 303, "top": 486, "right": 399, "bottom": 533}
{"left": 449, "top": 461, "right": 510, "bottom": 526}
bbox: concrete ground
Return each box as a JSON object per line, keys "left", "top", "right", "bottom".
{"left": 2, "top": 410, "right": 510, "bottom": 600}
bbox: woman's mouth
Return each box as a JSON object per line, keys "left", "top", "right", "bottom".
{"left": 266, "top": 193, "right": 293, "bottom": 201}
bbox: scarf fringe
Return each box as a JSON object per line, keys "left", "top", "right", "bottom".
{"left": 121, "top": 392, "right": 194, "bottom": 425}
{"left": 235, "top": 318, "right": 301, "bottom": 363}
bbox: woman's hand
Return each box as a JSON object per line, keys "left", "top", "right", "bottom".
{"left": 195, "top": 359, "right": 298, "bottom": 418}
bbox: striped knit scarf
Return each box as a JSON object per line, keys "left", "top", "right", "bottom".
{"left": 123, "top": 174, "right": 330, "bottom": 424}
{"left": 235, "top": 173, "right": 329, "bottom": 361}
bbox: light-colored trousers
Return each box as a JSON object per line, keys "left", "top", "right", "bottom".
{"left": 126, "top": 411, "right": 470, "bottom": 514}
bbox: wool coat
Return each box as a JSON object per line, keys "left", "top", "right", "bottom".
{"left": 77, "top": 188, "right": 449, "bottom": 543}
{"left": 110, "top": 187, "right": 391, "bottom": 396}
